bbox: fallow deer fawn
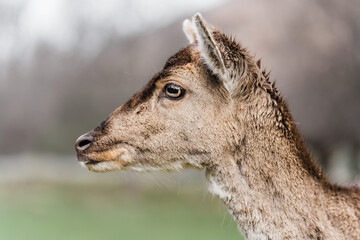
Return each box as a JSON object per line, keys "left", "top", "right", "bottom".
{"left": 75, "top": 14, "right": 360, "bottom": 239}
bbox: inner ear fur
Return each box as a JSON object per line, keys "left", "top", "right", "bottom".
{"left": 192, "top": 13, "right": 250, "bottom": 96}
{"left": 183, "top": 19, "right": 196, "bottom": 44}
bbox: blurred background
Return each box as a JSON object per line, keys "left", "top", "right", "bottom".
{"left": 1, "top": 0, "right": 360, "bottom": 239}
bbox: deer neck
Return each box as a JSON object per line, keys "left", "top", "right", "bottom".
{"left": 205, "top": 122, "right": 342, "bottom": 239}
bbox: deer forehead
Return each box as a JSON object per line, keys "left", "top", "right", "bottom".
{"left": 116, "top": 49, "right": 212, "bottom": 110}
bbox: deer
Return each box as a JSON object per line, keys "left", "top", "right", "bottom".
{"left": 75, "top": 13, "right": 360, "bottom": 239}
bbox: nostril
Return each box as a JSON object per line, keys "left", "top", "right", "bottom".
{"left": 75, "top": 134, "right": 94, "bottom": 152}
{"left": 79, "top": 139, "right": 91, "bottom": 148}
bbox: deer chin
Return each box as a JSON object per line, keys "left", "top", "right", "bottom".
{"left": 78, "top": 147, "right": 134, "bottom": 172}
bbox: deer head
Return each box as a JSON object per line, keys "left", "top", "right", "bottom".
{"left": 75, "top": 13, "right": 283, "bottom": 173}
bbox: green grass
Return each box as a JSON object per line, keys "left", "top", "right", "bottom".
{"left": 0, "top": 182, "right": 243, "bottom": 240}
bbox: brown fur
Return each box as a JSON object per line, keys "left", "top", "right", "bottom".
{"left": 76, "top": 14, "right": 360, "bottom": 239}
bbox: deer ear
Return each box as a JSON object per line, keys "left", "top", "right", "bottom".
{"left": 183, "top": 19, "right": 196, "bottom": 44}
{"left": 192, "top": 13, "right": 241, "bottom": 94}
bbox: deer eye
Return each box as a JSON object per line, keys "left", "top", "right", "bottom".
{"left": 164, "top": 83, "right": 185, "bottom": 100}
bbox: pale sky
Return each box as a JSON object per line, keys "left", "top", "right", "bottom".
{"left": 0, "top": 0, "right": 228, "bottom": 63}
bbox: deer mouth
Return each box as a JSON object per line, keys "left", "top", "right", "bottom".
{"left": 83, "top": 159, "right": 100, "bottom": 165}
{"left": 76, "top": 146, "right": 134, "bottom": 172}
{"left": 77, "top": 156, "right": 124, "bottom": 172}
{"left": 76, "top": 154, "right": 102, "bottom": 167}
{"left": 76, "top": 153, "right": 100, "bottom": 165}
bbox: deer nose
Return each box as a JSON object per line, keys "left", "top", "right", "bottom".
{"left": 75, "top": 133, "right": 94, "bottom": 152}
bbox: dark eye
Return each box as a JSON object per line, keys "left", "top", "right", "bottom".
{"left": 164, "top": 83, "right": 186, "bottom": 100}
